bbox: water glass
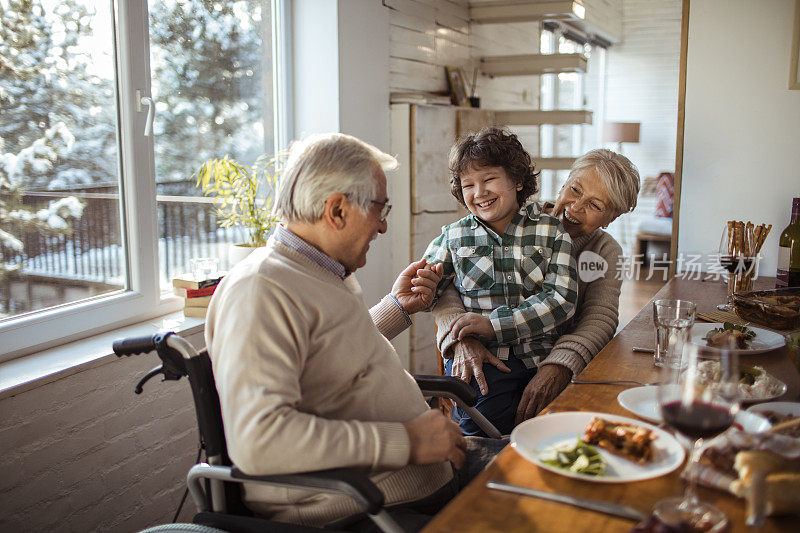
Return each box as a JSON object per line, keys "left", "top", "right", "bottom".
{"left": 652, "top": 299, "right": 697, "bottom": 368}
{"left": 190, "top": 257, "right": 219, "bottom": 281}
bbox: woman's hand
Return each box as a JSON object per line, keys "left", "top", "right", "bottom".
{"left": 515, "top": 365, "right": 572, "bottom": 425}
{"left": 450, "top": 312, "right": 495, "bottom": 341}
{"left": 391, "top": 259, "right": 443, "bottom": 315}
{"left": 452, "top": 337, "right": 511, "bottom": 396}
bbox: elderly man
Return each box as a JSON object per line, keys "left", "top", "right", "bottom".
{"left": 205, "top": 133, "right": 503, "bottom": 532}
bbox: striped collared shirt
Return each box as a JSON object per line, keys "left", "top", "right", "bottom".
{"left": 273, "top": 225, "right": 347, "bottom": 280}
{"left": 273, "top": 225, "right": 411, "bottom": 325}
{"left": 423, "top": 202, "right": 578, "bottom": 368}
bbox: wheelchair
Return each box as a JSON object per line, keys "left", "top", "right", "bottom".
{"left": 113, "top": 331, "right": 500, "bottom": 533}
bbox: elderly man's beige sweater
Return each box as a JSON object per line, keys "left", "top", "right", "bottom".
{"left": 205, "top": 240, "right": 452, "bottom": 527}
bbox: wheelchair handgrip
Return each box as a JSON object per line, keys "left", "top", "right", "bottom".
{"left": 414, "top": 375, "right": 479, "bottom": 406}
{"left": 113, "top": 335, "right": 157, "bottom": 357}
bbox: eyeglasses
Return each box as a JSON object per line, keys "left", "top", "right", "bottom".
{"left": 566, "top": 185, "right": 606, "bottom": 214}
{"left": 371, "top": 199, "right": 392, "bottom": 222}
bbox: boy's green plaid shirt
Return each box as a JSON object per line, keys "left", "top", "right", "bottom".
{"left": 424, "top": 203, "right": 578, "bottom": 368}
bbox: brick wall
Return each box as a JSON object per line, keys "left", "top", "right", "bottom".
{"left": 0, "top": 329, "right": 203, "bottom": 532}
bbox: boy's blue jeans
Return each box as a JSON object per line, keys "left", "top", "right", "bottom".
{"left": 444, "top": 355, "right": 537, "bottom": 436}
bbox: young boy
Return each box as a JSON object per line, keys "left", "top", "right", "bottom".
{"left": 423, "top": 127, "right": 578, "bottom": 436}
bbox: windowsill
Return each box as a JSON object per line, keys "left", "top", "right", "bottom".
{"left": 0, "top": 311, "right": 205, "bottom": 401}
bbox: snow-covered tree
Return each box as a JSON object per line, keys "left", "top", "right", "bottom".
{"left": 2, "top": 0, "right": 270, "bottom": 194}
{"left": 0, "top": 0, "right": 118, "bottom": 190}
{"left": 0, "top": 0, "right": 268, "bottom": 281}
{"left": 1, "top": 135, "right": 84, "bottom": 281}
{"left": 148, "top": 0, "right": 271, "bottom": 194}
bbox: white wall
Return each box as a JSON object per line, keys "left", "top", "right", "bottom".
{"left": 678, "top": 0, "right": 800, "bottom": 276}
{"left": 386, "top": 0, "right": 543, "bottom": 152}
{"left": 602, "top": 0, "right": 681, "bottom": 255}
{"left": 291, "top": 0, "right": 392, "bottom": 307}
{"left": 605, "top": 0, "right": 681, "bottom": 178}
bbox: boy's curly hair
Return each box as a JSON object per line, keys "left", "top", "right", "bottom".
{"left": 448, "top": 127, "right": 539, "bottom": 207}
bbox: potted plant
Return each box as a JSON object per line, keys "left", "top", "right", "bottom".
{"left": 195, "top": 153, "right": 281, "bottom": 264}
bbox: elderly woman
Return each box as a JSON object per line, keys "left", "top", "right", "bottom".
{"left": 433, "top": 149, "right": 640, "bottom": 436}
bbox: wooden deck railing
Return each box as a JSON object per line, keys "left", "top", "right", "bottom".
{"left": 2, "top": 190, "right": 247, "bottom": 286}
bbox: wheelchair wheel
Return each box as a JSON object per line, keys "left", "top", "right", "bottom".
{"left": 138, "top": 524, "right": 227, "bottom": 533}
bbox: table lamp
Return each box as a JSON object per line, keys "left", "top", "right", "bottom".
{"left": 602, "top": 121, "right": 640, "bottom": 153}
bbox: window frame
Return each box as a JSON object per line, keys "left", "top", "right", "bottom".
{"left": 0, "top": 0, "right": 287, "bottom": 362}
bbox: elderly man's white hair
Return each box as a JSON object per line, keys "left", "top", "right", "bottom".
{"left": 275, "top": 133, "right": 398, "bottom": 224}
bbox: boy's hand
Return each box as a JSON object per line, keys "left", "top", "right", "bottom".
{"left": 391, "top": 259, "right": 443, "bottom": 315}
{"left": 450, "top": 312, "right": 494, "bottom": 340}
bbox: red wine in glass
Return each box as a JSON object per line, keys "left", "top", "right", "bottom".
{"left": 653, "top": 345, "right": 739, "bottom": 530}
{"left": 718, "top": 255, "right": 753, "bottom": 273}
{"left": 661, "top": 401, "right": 735, "bottom": 441}
{"left": 717, "top": 255, "right": 755, "bottom": 311}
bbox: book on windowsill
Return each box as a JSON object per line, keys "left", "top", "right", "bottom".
{"left": 183, "top": 285, "right": 219, "bottom": 298}
{"left": 172, "top": 275, "right": 224, "bottom": 297}
{"left": 172, "top": 275, "right": 224, "bottom": 291}
{"left": 183, "top": 306, "right": 208, "bottom": 319}
{"left": 183, "top": 295, "right": 213, "bottom": 308}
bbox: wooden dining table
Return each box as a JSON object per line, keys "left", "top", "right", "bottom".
{"left": 422, "top": 276, "right": 800, "bottom": 533}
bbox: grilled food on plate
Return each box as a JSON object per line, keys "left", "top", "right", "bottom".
{"left": 582, "top": 417, "right": 657, "bottom": 464}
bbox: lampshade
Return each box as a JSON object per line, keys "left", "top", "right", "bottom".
{"left": 602, "top": 122, "right": 640, "bottom": 144}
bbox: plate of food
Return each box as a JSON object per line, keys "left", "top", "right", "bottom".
{"left": 510, "top": 411, "right": 685, "bottom": 482}
{"left": 694, "top": 360, "right": 787, "bottom": 403}
{"left": 691, "top": 322, "right": 785, "bottom": 354}
{"left": 747, "top": 402, "right": 800, "bottom": 433}
{"left": 617, "top": 385, "right": 772, "bottom": 433}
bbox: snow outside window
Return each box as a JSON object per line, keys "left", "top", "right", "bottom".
{"left": 0, "top": 0, "right": 279, "bottom": 361}
{"left": 148, "top": 0, "right": 275, "bottom": 287}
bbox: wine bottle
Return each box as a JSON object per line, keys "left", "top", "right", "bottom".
{"left": 776, "top": 197, "right": 800, "bottom": 288}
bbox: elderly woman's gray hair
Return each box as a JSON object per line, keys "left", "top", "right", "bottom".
{"left": 275, "top": 133, "right": 398, "bottom": 224}
{"left": 570, "top": 149, "right": 640, "bottom": 216}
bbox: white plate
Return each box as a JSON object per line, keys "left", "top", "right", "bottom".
{"left": 617, "top": 385, "right": 772, "bottom": 433}
{"left": 510, "top": 411, "right": 685, "bottom": 483}
{"left": 747, "top": 401, "right": 800, "bottom": 419}
{"left": 690, "top": 323, "right": 785, "bottom": 354}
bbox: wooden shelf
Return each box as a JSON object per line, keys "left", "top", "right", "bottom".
{"left": 469, "top": 0, "right": 585, "bottom": 25}
{"left": 480, "top": 53, "right": 587, "bottom": 77}
{"left": 494, "top": 109, "right": 592, "bottom": 125}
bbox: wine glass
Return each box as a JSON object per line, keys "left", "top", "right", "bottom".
{"left": 653, "top": 343, "right": 740, "bottom": 530}
{"left": 717, "top": 224, "right": 755, "bottom": 311}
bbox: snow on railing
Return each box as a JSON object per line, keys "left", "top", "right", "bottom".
{"left": 3, "top": 191, "right": 248, "bottom": 287}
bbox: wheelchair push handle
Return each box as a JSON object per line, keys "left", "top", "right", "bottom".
{"left": 113, "top": 332, "right": 199, "bottom": 393}
{"left": 112, "top": 334, "right": 159, "bottom": 356}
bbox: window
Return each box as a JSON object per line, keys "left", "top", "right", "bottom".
{"left": 0, "top": 0, "right": 282, "bottom": 361}
{"left": 538, "top": 26, "right": 606, "bottom": 203}
{"left": 148, "top": 1, "right": 275, "bottom": 286}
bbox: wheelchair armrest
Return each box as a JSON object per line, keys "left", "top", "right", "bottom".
{"left": 413, "top": 374, "right": 478, "bottom": 407}
{"left": 188, "top": 463, "right": 383, "bottom": 516}
{"left": 413, "top": 375, "right": 502, "bottom": 439}
{"left": 232, "top": 467, "right": 384, "bottom": 515}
